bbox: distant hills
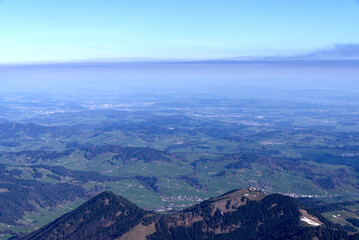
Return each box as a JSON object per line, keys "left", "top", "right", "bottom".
{"left": 1, "top": 91, "right": 359, "bottom": 239}
{"left": 19, "top": 188, "right": 358, "bottom": 240}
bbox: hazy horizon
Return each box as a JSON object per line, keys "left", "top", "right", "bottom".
{"left": 1, "top": 59, "right": 358, "bottom": 94}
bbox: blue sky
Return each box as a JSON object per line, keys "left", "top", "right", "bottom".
{"left": 1, "top": 0, "right": 359, "bottom": 63}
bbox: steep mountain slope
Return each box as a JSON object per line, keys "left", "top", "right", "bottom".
{"left": 148, "top": 188, "right": 355, "bottom": 240}
{"left": 19, "top": 189, "right": 359, "bottom": 240}
{"left": 20, "top": 192, "right": 148, "bottom": 240}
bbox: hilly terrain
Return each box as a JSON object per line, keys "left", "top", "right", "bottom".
{"left": 1, "top": 90, "right": 359, "bottom": 239}
{"left": 19, "top": 188, "right": 359, "bottom": 240}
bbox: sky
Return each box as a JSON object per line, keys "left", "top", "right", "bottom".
{"left": 1, "top": 0, "right": 359, "bottom": 63}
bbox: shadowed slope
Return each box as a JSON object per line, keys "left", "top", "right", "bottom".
{"left": 20, "top": 189, "right": 359, "bottom": 240}
{"left": 21, "top": 191, "right": 147, "bottom": 240}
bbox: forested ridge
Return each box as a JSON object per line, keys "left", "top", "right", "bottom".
{"left": 19, "top": 189, "right": 359, "bottom": 240}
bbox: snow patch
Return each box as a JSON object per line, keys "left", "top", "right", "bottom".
{"left": 300, "top": 217, "right": 321, "bottom": 226}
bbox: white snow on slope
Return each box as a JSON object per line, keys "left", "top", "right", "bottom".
{"left": 300, "top": 217, "right": 321, "bottom": 226}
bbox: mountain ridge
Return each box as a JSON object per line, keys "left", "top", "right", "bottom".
{"left": 19, "top": 188, "right": 359, "bottom": 240}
